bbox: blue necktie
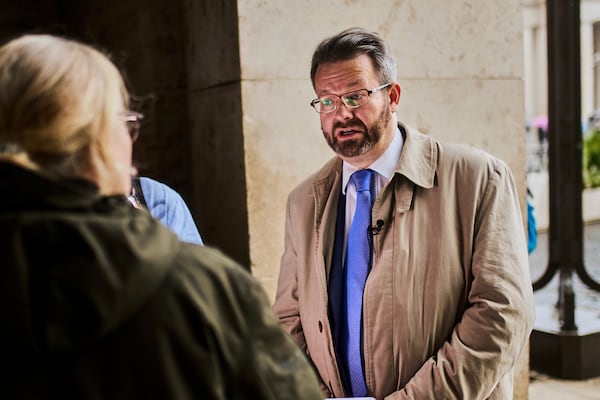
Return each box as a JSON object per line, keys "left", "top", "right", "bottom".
{"left": 343, "top": 169, "right": 374, "bottom": 396}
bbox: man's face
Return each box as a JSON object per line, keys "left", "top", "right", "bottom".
{"left": 313, "top": 54, "right": 398, "bottom": 168}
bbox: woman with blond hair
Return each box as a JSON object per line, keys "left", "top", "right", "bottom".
{"left": 0, "top": 34, "right": 322, "bottom": 399}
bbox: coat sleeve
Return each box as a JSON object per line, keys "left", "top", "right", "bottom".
{"left": 273, "top": 190, "right": 336, "bottom": 397}
{"left": 389, "top": 159, "right": 536, "bottom": 399}
{"left": 273, "top": 195, "right": 308, "bottom": 352}
{"left": 226, "top": 263, "right": 324, "bottom": 400}
{"left": 180, "top": 245, "right": 324, "bottom": 400}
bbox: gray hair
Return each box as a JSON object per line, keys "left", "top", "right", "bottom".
{"left": 310, "top": 27, "right": 397, "bottom": 89}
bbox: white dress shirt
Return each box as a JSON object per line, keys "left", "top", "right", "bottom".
{"left": 341, "top": 127, "right": 404, "bottom": 254}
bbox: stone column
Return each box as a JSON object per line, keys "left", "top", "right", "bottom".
{"left": 536, "top": 21, "right": 549, "bottom": 117}
{"left": 523, "top": 25, "right": 536, "bottom": 120}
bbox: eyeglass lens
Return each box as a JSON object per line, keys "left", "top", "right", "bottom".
{"left": 311, "top": 83, "right": 391, "bottom": 113}
{"left": 124, "top": 111, "right": 143, "bottom": 142}
{"left": 314, "top": 90, "right": 368, "bottom": 113}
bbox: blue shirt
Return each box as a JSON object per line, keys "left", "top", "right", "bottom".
{"left": 139, "top": 177, "right": 204, "bottom": 245}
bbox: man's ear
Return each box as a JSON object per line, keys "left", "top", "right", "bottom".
{"left": 388, "top": 82, "right": 401, "bottom": 112}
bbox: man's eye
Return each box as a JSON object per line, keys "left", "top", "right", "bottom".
{"left": 321, "top": 98, "right": 334, "bottom": 106}
{"left": 344, "top": 93, "right": 363, "bottom": 106}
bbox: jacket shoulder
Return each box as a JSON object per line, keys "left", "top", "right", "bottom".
{"left": 435, "top": 139, "right": 513, "bottom": 181}
{"left": 171, "top": 244, "right": 262, "bottom": 307}
{"left": 288, "top": 156, "right": 340, "bottom": 201}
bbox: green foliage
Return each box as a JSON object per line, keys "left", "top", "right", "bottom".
{"left": 583, "top": 129, "right": 600, "bottom": 188}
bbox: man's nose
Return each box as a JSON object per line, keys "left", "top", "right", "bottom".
{"left": 334, "top": 100, "right": 354, "bottom": 119}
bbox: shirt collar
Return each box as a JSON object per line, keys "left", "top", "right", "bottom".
{"left": 342, "top": 126, "right": 404, "bottom": 194}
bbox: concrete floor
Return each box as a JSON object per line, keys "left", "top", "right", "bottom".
{"left": 529, "top": 371, "right": 600, "bottom": 399}
{"left": 527, "top": 223, "right": 600, "bottom": 399}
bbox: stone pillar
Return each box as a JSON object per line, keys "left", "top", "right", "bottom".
{"left": 523, "top": 25, "right": 536, "bottom": 120}
{"left": 183, "top": 0, "right": 250, "bottom": 267}
{"left": 58, "top": 0, "right": 198, "bottom": 233}
{"left": 535, "top": 21, "right": 549, "bottom": 117}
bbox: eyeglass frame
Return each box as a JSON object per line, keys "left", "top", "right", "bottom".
{"left": 309, "top": 82, "right": 392, "bottom": 114}
{"left": 122, "top": 110, "right": 144, "bottom": 142}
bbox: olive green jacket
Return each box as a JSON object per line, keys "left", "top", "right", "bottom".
{"left": 0, "top": 162, "right": 322, "bottom": 399}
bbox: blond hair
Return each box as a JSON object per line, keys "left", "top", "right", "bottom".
{"left": 0, "top": 34, "right": 129, "bottom": 179}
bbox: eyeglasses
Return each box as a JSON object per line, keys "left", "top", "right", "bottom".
{"left": 122, "top": 110, "right": 144, "bottom": 142}
{"left": 310, "top": 83, "right": 392, "bottom": 114}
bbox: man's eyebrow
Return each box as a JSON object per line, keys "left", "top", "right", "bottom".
{"left": 318, "top": 81, "right": 364, "bottom": 96}
{"left": 342, "top": 80, "right": 363, "bottom": 90}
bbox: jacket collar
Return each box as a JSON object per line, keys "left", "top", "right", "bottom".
{"left": 395, "top": 122, "right": 437, "bottom": 189}
{"left": 0, "top": 161, "right": 120, "bottom": 211}
{"left": 312, "top": 122, "right": 438, "bottom": 191}
{"left": 1, "top": 160, "right": 179, "bottom": 352}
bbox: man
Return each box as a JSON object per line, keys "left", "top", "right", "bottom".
{"left": 130, "top": 176, "right": 204, "bottom": 245}
{"left": 274, "top": 27, "right": 535, "bottom": 399}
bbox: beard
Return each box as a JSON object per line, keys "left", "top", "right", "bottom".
{"left": 322, "top": 106, "right": 391, "bottom": 158}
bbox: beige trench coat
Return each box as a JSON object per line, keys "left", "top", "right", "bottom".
{"left": 273, "top": 124, "right": 535, "bottom": 400}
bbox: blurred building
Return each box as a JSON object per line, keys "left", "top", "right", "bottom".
{"left": 524, "top": 0, "right": 600, "bottom": 122}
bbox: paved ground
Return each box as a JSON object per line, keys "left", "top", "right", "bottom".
{"left": 527, "top": 223, "right": 600, "bottom": 399}
{"left": 529, "top": 370, "right": 600, "bottom": 399}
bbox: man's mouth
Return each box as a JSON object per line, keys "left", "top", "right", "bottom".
{"left": 338, "top": 128, "right": 362, "bottom": 137}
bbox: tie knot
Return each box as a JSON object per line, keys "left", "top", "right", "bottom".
{"left": 351, "top": 169, "right": 373, "bottom": 192}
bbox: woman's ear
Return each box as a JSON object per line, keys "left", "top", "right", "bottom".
{"left": 77, "top": 142, "right": 103, "bottom": 190}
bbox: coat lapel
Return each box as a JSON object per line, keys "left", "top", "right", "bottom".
{"left": 311, "top": 158, "right": 343, "bottom": 283}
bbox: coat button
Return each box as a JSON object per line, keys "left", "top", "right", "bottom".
{"left": 318, "top": 321, "right": 323, "bottom": 332}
